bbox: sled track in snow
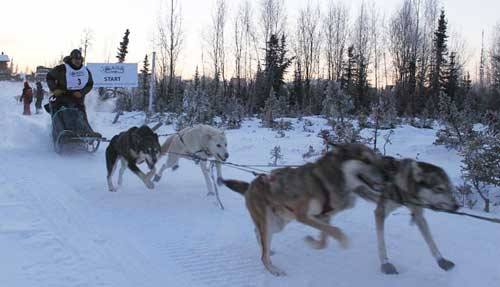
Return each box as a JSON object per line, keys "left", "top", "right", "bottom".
{"left": 162, "top": 239, "right": 265, "bottom": 286}
{"left": 2, "top": 152, "right": 193, "bottom": 287}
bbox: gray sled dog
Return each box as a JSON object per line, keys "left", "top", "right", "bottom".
{"left": 106, "top": 126, "right": 161, "bottom": 192}
{"left": 306, "top": 155, "right": 460, "bottom": 274}
{"left": 155, "top": 124, "right": 229, "bottom": 195}
{"left": 222, "top": 144, "right": 385, "bottom": 276}
{"left": 352, "top": 156, "right": 460, "bottom": 274}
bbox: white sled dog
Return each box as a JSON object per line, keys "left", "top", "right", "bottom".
{"left": 154, "top": 125, "right": 229, "bottom": 195}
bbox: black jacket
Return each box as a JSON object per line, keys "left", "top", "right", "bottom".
{"left": 46, "top": 58, "right": 93, "bottom": 96}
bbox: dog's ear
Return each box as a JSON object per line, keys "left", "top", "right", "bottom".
{"left": 153, "top": 133, "right": 160, "bottom": 145}
{"left": 381, "top": 156, "right": 398, "bottom": 173}
{"left": 361, "top": 150, "right": 377, "bottom": 163}
{"left": 138, "top": 125, "right": 152, "bottom": 135}
{"left": 203, "top": 133, "right": 213, "bottom": 142}
{"left": 327, "top": 141, "right": 338, "bottom": 147}
{"left": 131, "top": 133, "right": 142, "bottom": 148}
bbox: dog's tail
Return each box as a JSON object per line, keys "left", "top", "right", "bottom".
{"left": 105, "top": 136, "right": 119, "bottom": 177}
{"left": 160, "top": 133, "right": 176, "bottom": 156}
{"left": 222, "top": 179, "right": 249, "bottom": 195}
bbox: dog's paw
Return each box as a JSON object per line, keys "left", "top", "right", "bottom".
{"left": 381, "top": 263, "right": 399, "bottom": 275}
{"left": 304, "top": 235, "right": 327, "bottom": 250}
{"left": 206, "top": 191, "right": 215, "bottom": 196}
{"left": 145, "top": 181, "right": 155, "bottom": 190}
{"left": 266, "top": 265, "right": 287, "bottom": 277}
{"left": 108, "top": 188, "right": 118, "bottom": 192}
{"left": 437, "top": 258, "right": 455, "bottom": 271}
{"left": 338, "top": 233, "right": 350, "bottom": 249}
{"left": 153, "top": 175, "right": 161, "bottom": 182}
{"left": 217, "top": 177, "right": 224, "bottom": 186}
{"left": 146, "top": 170, "right": 156, "bottom": 179}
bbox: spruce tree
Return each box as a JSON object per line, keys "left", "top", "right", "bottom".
{"left": 341, "top": 46, "right": 357, "bottom": 94}
{"left": 354, "top": 53, "right": 370, "bottom": 112}
{"left": 341, "top": 45, "right": 364, "bottom": 114}
{"left": 262, "top": 87, "right": 280, "bottom": 127}
{"left": 461, "top": 126, "right": 500, "bottom": 212}
{"left": 114, "top": 29, "right": 131, "bottom": 112}
{"left": 490, "top": 55, "right": 500, "bottom": 111}
{"left": 435, "top": 91, "right": 471, "bottom": 149}
{"left": 372, "top": 89, "right": 398, "bottom": 130}
{"left": 291, "top": 61, "right": 305, "bottom": 112}
{"left": 253, "top": 63, "right": 267, "bottom": 113}
{"left": 140, "top": 54, "right": 150, "bottom": 110}
{"left": 116, "top": 29, "right": 130, "bottom": 63}
{"left": 179, "top": 72, "right": 213, "bottom": 129}
{"left": 443, "top": 52, "right": 459, "bottom": 103}
{"left": 322, "top": 80, "right": 353, "bottom": 125}
{"left": 194, "top": 66, "right": 200, "bottom": 90}
{"left": 493, "top": 55, "right": 500, "bottom": 90}
{"left": 429, "top": 10, "right": 448, "bottom": 110}
{"left": 262, "top": 34, "right": 293, "bottom": 107}
{"left": 340, "top": 45, "right": 369, "bottom": 114}
{"left": 459, "top": 72, "right": 472, "bottom": 109}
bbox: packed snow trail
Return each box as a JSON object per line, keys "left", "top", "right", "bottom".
{"left": 1, "top": 82, "right": 499, "bottom": 287}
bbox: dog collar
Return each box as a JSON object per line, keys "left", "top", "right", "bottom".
{"left": 194, "top": 149, "right": 213, "bottom": 158}
{"left": 178, "top": 133, "right": 213, "bottom": 160}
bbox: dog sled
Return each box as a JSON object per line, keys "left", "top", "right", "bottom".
{"left": 47, "top": 102, "right": 102, "bottom": 154}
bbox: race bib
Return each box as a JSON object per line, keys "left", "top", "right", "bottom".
{"left": 65, "top": 64, "right": 89, "bottom": 91}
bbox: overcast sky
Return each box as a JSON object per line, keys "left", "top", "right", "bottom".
{"left": 1, "top": 0, "right": 499, "bottom": 78}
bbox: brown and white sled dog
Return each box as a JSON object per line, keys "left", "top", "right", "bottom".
{"left": 106, "top": 126, "right": 161, "bottom": 192}
{"left": 154, "top": 124, "right": 229, "bottom": 195}
{"left": 222, "top": 144, "right": 385, "bottom": 276}
{"left": 351, "top": 156, "right": 460, "bottom": 275}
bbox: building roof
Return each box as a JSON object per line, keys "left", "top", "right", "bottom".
{"left": 0, "top": 53, "right": 10, "bottom": 62}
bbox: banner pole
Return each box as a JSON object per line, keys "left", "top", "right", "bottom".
{"left": 148, "top": 52, "right": 156, "bottom": 113}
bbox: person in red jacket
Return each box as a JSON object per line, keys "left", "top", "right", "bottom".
{"left": 20, "top": 81, "right": 33, "bottom": 115}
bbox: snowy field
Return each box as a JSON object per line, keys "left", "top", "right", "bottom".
{"left": 1, "top": 81, "right": 499, "bottom": 287}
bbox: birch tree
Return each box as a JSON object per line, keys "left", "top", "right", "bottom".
{"left": 323, "top": 0, "right": 349, "bottom": 81}
{"left": 296, "top": 1, "right": 321, "bottom": 112}
{"left": 157, "top": 0, "right": 183, "bottom": 111}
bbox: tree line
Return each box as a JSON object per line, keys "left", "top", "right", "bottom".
{"left": 95, "top": 0, "right": 499, "bottom": 211}
{"left": 113, "top": 0, "right": 499, "bottom": 122}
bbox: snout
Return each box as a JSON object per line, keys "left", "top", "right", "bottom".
{"left": 217, "top": 152, "right": 229, "bottom": 161}
{"left": 434, "top": 202, "right": 460, "bottom": 212}
{"left": 146, "top": 159, "right": 156, "bottom": 170}
{"left": 146, "top": 153, "right": 159, "bottom": 169}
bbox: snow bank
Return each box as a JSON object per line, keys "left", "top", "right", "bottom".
{"left": 0, "top": 81, "right": 499, "bottom": 287}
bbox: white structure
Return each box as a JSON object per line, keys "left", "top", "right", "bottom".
{"left": 0, "top": 52, "right": 11, "bottom": 79}
{"left": 0, "top": 52, "right": 10, "bottom": 69}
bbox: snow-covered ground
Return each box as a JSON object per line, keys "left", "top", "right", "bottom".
{"left": 1, "top": 81, "right": 499, "bottom": 287}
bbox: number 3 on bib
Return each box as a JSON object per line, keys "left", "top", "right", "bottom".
{"left": 77, "top": 78, "right": 82, "bottom": 85}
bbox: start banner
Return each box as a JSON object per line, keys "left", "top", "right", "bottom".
{"left": 87, "top": 63, "right": 138, "bottom": 88}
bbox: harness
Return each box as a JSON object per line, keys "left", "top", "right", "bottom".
{"left": 385, "top": 171, "right": 421, "bottom": 207}
{"left": 177, "top": 132, "right": 213, "bottom": 163}
{"left": 311, "top": 173, "right": 334, "bottom": 215}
